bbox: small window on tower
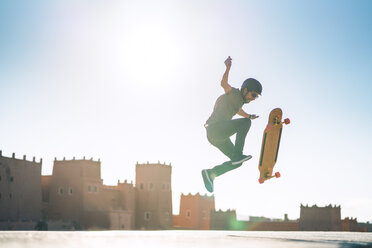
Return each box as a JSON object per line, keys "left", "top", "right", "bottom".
{"left": 186, "top": 210, "right": 191, "bottom": 218}
{"left": 140, "top": 184, "right": 144, "bottom": 190}
{"left": 162, "top": 183, "right": 166, "bottom": 190}
{"left": 58, "top": 188, "right": 63, "bottom": 195}
{"left": 88, "top": 186, "right": 91, "bottom": 192}
{"left": 94, "top": 186, "right": 98, "bottom": 193}
{"left": 149, "top": 183, "right": 154, "bottom": 191}
{"left": 69, "top": 188, "right": 73, "bottom": 195}
{"left": 144, "top": 212, "right": 151, "bottom": 221}
{"left": 10, "top": 177, "right": 14, "bottom": 182}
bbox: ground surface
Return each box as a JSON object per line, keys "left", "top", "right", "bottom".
{"left": 1, "top": 231, "right": 372, "bottom": 248}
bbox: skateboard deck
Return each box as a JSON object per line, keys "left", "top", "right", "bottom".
{"left": 258, "top": 108, "right": 290, "bottom": 184}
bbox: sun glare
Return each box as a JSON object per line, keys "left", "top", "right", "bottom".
{"left": 120, "top": 25, "right": 179, "bottom": 85}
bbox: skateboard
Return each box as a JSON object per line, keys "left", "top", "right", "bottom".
{"left": 258, "top": 108, "right": 290, "bottom": 184}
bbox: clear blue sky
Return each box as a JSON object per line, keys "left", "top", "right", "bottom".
{"left": 1, "top": 0, "right": 372, "bottom": 222}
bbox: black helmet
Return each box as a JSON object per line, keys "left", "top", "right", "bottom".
{"left": 241, "top": 78, "right": 262, "bottom": 95}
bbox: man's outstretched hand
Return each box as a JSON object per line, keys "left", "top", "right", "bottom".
{"left": 224, "top": 56, "right": 232, "bottom": 69}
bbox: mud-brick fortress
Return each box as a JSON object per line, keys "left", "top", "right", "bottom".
{"left": 0, "top": 151, "right": 172, "bottom": 230}
{"left": 0, "top": 150, "right": 371, "bottom": 231}
{"left": 0, "top": 151, "right": 42, "bottom": 226}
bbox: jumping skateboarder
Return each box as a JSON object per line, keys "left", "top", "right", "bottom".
{"left": 202, "top": 56, "right": 262, "bottom": 193}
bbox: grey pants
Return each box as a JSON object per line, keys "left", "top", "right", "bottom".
{"left": 206, "top": 118, "right": 251, "bottom": 177}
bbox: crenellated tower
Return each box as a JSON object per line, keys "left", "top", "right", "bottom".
{"left": 299, "top": 204, "right": 342, "bottom": 231}
{"left": 210, "top": 209, "right": 237, "bottom": 230}
{"left": 0, "top": 151, "right": 42, "bottom": 223}
{"left": 135, "top": 162, "right": 173, "bottom": 230}
{"left": 173, "top": 193, "right": 215, "bottom": 230}
{"left": 48, "top": 157, "right": 102, "bottom": 227}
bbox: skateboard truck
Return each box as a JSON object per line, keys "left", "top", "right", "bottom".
{"left": 265, "top": 118, "right": 290, "bottom": 131}
{"left": 259, "top": 172, "right": 281, "bottom": 184}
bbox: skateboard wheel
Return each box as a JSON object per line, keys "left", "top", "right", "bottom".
{"left": 275, "top": 172, "right": 281, "bottom": 178}
{"left": 284, "top": 118, "right": 290, "bottom": 125}
{"left": 259, "top": 178, "right": 265, "bottom": 184}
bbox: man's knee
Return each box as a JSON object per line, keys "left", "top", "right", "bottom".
{"left": 240, "top": 118, "right": 251, "bottom": 131}
{"left": 244, "top": 118, "right": 251, "bottom": 125}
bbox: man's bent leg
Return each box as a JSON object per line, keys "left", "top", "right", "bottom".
{"left": 234, "top": 118, "right": 251, "bottom": 155}
{"left": 210, "top": 138, "right": 236, "bottom": 160}
{"left": 209, "top": 159, "right": 247, "bottom": 178}
{"left": 207, "top": 118, "right": 252, "bottom": 159}
{"left": 204, "top": 118, "right": 252, "bottom": 183}
{"left": 203, "top": 153, "right": 251, "bottom": 192}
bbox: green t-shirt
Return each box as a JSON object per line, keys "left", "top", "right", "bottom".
{"left": 206, "top": 87, "right": 245, "bottom": 124}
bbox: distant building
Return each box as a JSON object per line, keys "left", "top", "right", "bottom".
{"left": 209, "top": 212, "right": 299, "bottom": 231}
{"left": 243, "top": 220, "right": 299, "bottom": 231}
{"left": 342, "top": 217, "right": 358, "bottom": 232}
{"left": 299, "top": 204, "right": 342, "bottom": 231}
{"left": 249, "top": 216, "right": 271, "bottom": 222}
{"left": 210, "top": 209, "right": 238, "bottom": 230}
{"left": 2, "top": 148, "right": 372, "bottom": 232}
{"left": 173, "top": 193, "right": 215, "bottom": 230}
{"left": 46, "top": 157, "right": 135, "bottom": 230}
{"left": 41, "top": 175, "right": 52, "bottom": 222}
{"left": 358, "top": 222, "right": 372, "bottom": 232}
{"left": 135, "top": 162, "right": 173, "bottom": 230}
{"left": 0, "top": 151, "right": 42, "bottom": 230}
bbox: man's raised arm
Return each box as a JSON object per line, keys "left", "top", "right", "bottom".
{"left": 221, "top": 56, "right": 233, "bottom": 94}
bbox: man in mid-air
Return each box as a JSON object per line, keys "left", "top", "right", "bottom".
{"left": 202, "top": 56, "right": 262, "bottom": 193}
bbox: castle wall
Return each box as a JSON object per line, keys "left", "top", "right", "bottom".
{"left": 41, "top": 175, "right": 52, "bottom": 219}
{"left": 48, "top": 158, "right": 102, "bottom": 227}
{"left": 210, "top": 211, "right": 300, "bottom": 231}
{"left": 210, "top": 210, "right": 237, "bottom": 230}
{"left": 135, "top": 163, "right": 173, "bottom": 229}
{"left": 44, "top": 157, "right": 137, "bottom": 230}
{"left": 358, "top": 222, "right": 372, "bottom": 232}
{"left": 342, "top": 217, "right": 359, "bottom": 232}
{"left": 106, "top": 210, "right": 132, "bottom": 230}
{"left": 42, "top": 176, "right": 52, "bottom": 203}
{"left": 0, "top": 152, "right": 42, "bottom": 223}
{"left": 299, "top": 204, "right": 342, "bottom": 231}
{"left": 173, "top": 193, "right": 215, "bottom": 230}
{"left": 117, "top": 181, "right": 136, "bottom": 229}
{"left": 3, "top": 150, "right": 368, "bottom": 232}
{"left": 243, "top": 221, "right": 300, "bottom": 231}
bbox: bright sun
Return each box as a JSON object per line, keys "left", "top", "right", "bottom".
{"left": 120, "top": 25, "right": 179, "bottom": 85}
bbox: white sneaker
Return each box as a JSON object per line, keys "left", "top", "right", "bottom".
{"left": 202, "top": 169, "right": 214, "bottom": 193}
{"left": 231, "top": 155, "right": 252, "bottom": 166}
